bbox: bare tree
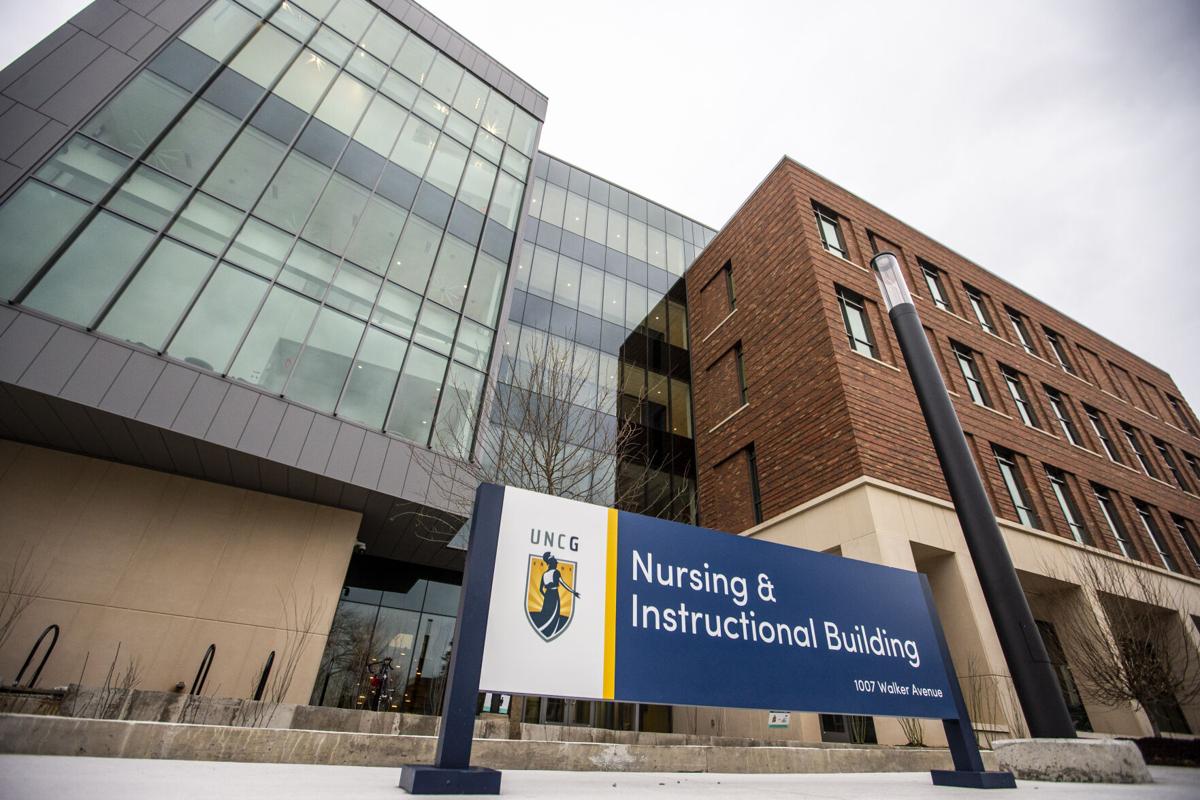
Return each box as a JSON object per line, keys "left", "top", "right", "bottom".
{"left": 1051, "top": 555, "right": 1200, "bottom": 737}
{"left": 413, "top": 335, "right": 691, "bottom": 541}
{"left": 0, "top": 544, "right": 48, "bottom": 659}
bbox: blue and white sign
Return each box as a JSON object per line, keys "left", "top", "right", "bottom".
{"left": 479, "top": 487, "right": 957, "bottom": 720}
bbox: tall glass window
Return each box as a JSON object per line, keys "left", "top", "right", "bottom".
{"left": 1153, "top": 438, "right": 1191, "bottom": 492}
{"left": 964, "top": 284, "right": 996, "bottom": 333}
{"left": 1043, "top": 327, "right": 1075, "bottom": 374}
{"left": 1045, "top": 466, "right": 1090, "bottom": 545}
{"left": 1120, "top": 422, "right": 1158, "bottom": 478}
{"left": 813, "top": 203, "right": 847, "bottom": 259}
{"left": 1044, "top": 386, "right": 1082, "bottom": 447}
{"left": 1084, "top": 405, "right": 1122, "bottom": 464}
{"left": 919, "top": 261, "right": 950, "bottom": 311}
{"left": 1001, "top": 366, "right": 1038, "bottom": 428}
{"left": 993, "top": 446, "right": 1040, "bottom": 528}
{"left": 1134, "top": 500, "right": 1178, "bottom": 572}
{"left": 836, "top": 286, "right": 877, "bottom": 358}
{"left": 1092, "top": 484, "right": 1134, "bottom": 558}
{"left": 1171, "top": 514, "right": 1200, "bottom": 569}
{"left": 1006, "top": 307, "right": 1036, "bottom": 355}
{"left": 952, "top": 342, "right": 990, "bottom": 407}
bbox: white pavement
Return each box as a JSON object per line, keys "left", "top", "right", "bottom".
{"left": 1, "top": 756, "right": 1196, "bottom": 799}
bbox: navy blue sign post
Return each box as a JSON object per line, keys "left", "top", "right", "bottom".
{"left": 399, "top": 484, "right": 1015, "bottom": 793}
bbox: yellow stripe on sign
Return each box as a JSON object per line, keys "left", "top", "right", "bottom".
{"left": 603, "top": 507, "right": 618, "bottom": 700}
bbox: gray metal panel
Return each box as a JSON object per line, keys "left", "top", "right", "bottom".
{"left": 339, "top": 483, "right": 370, "bottom": 512}
{"left": 171, "top": 373, "right": 228, "bottom": 437}
{"left": 205, "top": 384, "right": 258, "bottom": 447}
{"left": 377, "top": 439, "right": 412, "bottom": 496}
{"left": 266, "top": 405, "right": 313, "bottom": 466}
{"left": 400, "top": 448, "right": 432, "bottom": 503}
{"left": 0, "top": 163, "right": 20, "bottom": 197}
{"left": 8, "top": 119, "right": 68, "bottom": 169}
{"left": 160, "top": 428, "right": 204, "bottom": 479}
{"left": 313, "top": 474, "right": 342, "bottom": 507}
{"left": 0, "top": 313, "right": 57, "bottom": 382}
{"left": 87, "top": 406, "right": 143, "bottom": 465}
{"left": 351, "top": 431, "right": 388, "bottom": 489}
{"left": 60, "top": 338, "right": 130, "bottom": 405}
{"left": 127, "top": 25, "right": 169, "bottom": 61}
{"left": 237, "top": 394, "right": 287, "bottom": 457}
{"left": 227, "top": 449, "right": 261, "bottom": 491}
{"left": 5, "top": 31, "right": 106, "bottom": 108}
{"left": 444, "top": 36, "right": 464, "bottom": 60}
{"left": 195, "top": 439, "right": 232, "bottom": 484}
{"left": 0, "top": 104, "right": 49, "bottom": 160}
{"left": 136, "top": 363, "right": 198, "bottom": 428}
{"left": 17, "top": 327, "right": 94, "bottom": 395}
{"left": 497, "top": 72, "right": 514, "bottom": 96}
{"left": 101, "top": 11, "right": 155, "bottom": 51}
{"left": 286, "top": 466, "right": 317, "bottom": 502}
{"left": 0, "top": 305, "right": 16, "bottom": 337}
{"left": 41, "top": 48, "right": 138, "bottom": 126}
{"left": 296, "top": 414, "right": 339, "bottom": 473}
{"left": 416, "top": 17, "right": 437, "bottom": 40}
{"left": 147, "top": 0, "right": 207, "bottom": 29}
{"left": 7, "top": 384, "right": 77, "bottom": 452}
{"left": 0, "top": 384, "right": 38, "bottom": 443}
{"left": 127, "top": 422, "right": 174, "bottom": 471}
{"left": 119, "top": 0, "right": 163, "bottom": 17}
{"left": 51, "top": 396, "right": 114, "bottom": 459}
{"left": 325, "top": 423, "right": 366, "bottom": 482}
{"left": 430, "top": 27, "right": 450, "bottom": 50}
{"left": 258, "top": 458, "right": 288, "bottom": 497}
{"left": 98, "top": 351, "right": 164, "bottom": 416}
{"left": 71, "top": 0, "right": 127, "bottom": 35}
{"left": 0, "top": 25, "right": 76, "bottom": 93}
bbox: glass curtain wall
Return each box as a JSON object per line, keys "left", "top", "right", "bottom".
{"left": 502, "top": 153, "right": 715, "bottom": 524}
{"left": 0, "top": 0, "right": 538, "bottom": 455}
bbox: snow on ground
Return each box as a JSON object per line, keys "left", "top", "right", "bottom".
{"left": 1, "top": 756, "right": 1196, "bottom": 799}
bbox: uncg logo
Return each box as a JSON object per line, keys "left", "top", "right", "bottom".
{"left": 525, "top": 543, "right": 579, "bottom": 642}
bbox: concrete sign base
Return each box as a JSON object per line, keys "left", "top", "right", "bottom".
{"left": 993, "top": 738, "right": 1152, "bottom": 783}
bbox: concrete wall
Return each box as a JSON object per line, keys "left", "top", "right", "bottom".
{"left": 683, "top": 476, "right": 1200, "bottom": 745}
{"left": 0, "top": 440, "right": 359, "bottom": 704}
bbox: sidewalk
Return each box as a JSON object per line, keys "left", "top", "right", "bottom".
{"left": 1, "top": 755, "right": 1195, "bottom": 799}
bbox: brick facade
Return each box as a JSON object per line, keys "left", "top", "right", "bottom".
{"left": 688, "top": 158, "right": 1200, "bottom": 579}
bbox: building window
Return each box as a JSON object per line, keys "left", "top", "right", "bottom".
{"left": 1153, "top": 438, "right": 1190, "bottom": 492}
{"left": 1043, "top": 327, "right": 1075, "bottom": 374}
{"left": 1166, "top": 394, "right": 1197, "bottom": 435}
{"left": 993, "top": 446, "right": 1040, "bottom": 528}
{"left": 747, "top": 444, "right": 763, "bottom": 525}
{"left": 1001, "top": 366, "right": 1039, "bottom": 428}
{"left": 814, "top": 203, "right": 848, "bottom": 259}
{"left": 1035, "top": 620, "right": 1093, "bottom": 732}
{"left": 1185, "top": 452, "right": 1200, "bottom": 484}
{"left": 952, "top": 342, "right": 990, "bottom": 407}
{"left": 1005, "top": 307, "right": 1036, "bottom": 355}
{"left": 1045, "top": 466, "right": 1091, "bottom": 545}
{"left": 1134, "top": 500, "right": 1178, "bottom": 572}
{"left": 919, "top": 261, "right": 951, "bottom": 311}
{"left": 1172, "top": 514, "right": 1200, "bottom": 569}
{"left": 836, "top": 286, "right": 878, "bottom": 358}
{"left": 735, "top": 342, "right": 749, "bottom": 405}
{"left": 1092, "top": 484, "right": 1134, "bottom": 558}
{"left": 1044, "top": 387, "right": 1082, "bottom": 447}
{"left": 964, "top": 284, "right": 996, "bottom": 334}
{"left": 723, "top": 261, "right": 736, "bottom": 310}
{"left": 1084, "top": 405, "right": 1123, "bottom": 464}
{"left": 1120, "top": 422, "right": 1158, "bottom": 479}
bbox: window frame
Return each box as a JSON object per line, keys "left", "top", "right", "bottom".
{"left": 964, "top": 283, "right": 996, "bottom": 334}
{"left": 1084, "top": 405, "right": 1123, "bottom": 464}
{"left": 1120, "top": 422, "right": 1158, "bottom": 479}
{"left": 813, "top": 203, "right": 848, "bottom": 259}
{"left": 1045, "top": 466, "right": 1090, "bottom": 545}
{"left": 1001, "top": 366, "right": 1039, "bottom": 428}
{"left": 1043, "top": 327, "right": 1075, "bottom": 374}
{"left": 735, "top": 342, "right": 749, "bottom": 406}
{"left": 993, "top": 446, "right": 1040, "bottom": 528}
{"left": 1044, "top": 386, "right": 1082, "bottom": 447}
{"left": 1092, "top": 483, "right": 1134, "bottom": 558}
{"left": 919, "top": 260, "right": 950, "bottom": 311}
{"left": 747, "top": 444, "right": 763, "bottom": 525}
{"left": 723, "top": 260, "right": 736, "bottom": 311}
{"left": 1153, "top": 437, "right": 1191, "bottom": 492}
{"left": 1171, "top": 514, "right": 1200, "bottom": 569}
{"left": 836, "top": 286, "right": 878, "bottom": 359}
{"left": 952, "top": 341, "right": 990, "bottom": 407}
{"left": 1134, "top": 500, "right": 1178, "bottom": 572}
{"left": 1006, "top": 307, "right": 1036, "bottom": 355}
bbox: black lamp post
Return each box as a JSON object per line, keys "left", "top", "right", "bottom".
{"left": 870, "top": 251, "right": 1076, "bottom": 739}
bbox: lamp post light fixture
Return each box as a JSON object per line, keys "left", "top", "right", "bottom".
{"left": 869, "top": 251, "right": 1077, "bottom": 739}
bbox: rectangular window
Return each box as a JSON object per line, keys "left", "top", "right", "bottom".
{"left": 735, "top": 343, "right": 749, "bottom": 405}
{"left": 1084, "top": 405, "right": 1123, "bottom": 463}
{"left": 1153, "top": 438, "right": 1191, "bottom": 492}
{"left": 836, "top": 286, "right": 878, "bottom": 358}
{"left": 723, "top": 260, "right": 736, "bottom": 310}
{"left": 1045, "top": 466, "right": 1091, "bottom": 545}
{"left": 1005, "top": 307, "right": 1036, "bottom": 355}
{"left": 1120, "top": 422, "right": 1158, "bottom": 478}
{"left": 919, "top": 261, "right": 951, "bottom": 311}
{"left": 993, "top": 446, "right": 1040, "bottom": 528}
{"left": 1001, "top": 366, "right": 1039, "bottom": 428}
{"left": 747, "top": 445, "right": 763, "bottom": 525}
{"left": 1092, "top": 484, "right": 1134, "bottom": 558}
{"left": 1134, "top": 500, "right": 1178, "bottom": 572}
{"left": 1166, "top": 394, "right": 1197, "bottom": 435}
{"left": 952, "top": 341, "right": 990, "bottom": 406}
{"left": 1045, "top": 386, "right": 1082, "bottom": 447}
{"left": 1186, "top": 452, "right": 1200, "bottom": 484}
{"left": 964, "top": 284, "right": 996, "bottom": 333}
{"left": 1171, "top": 514, "right": 1200, "bottom": 568}
{"left": 813, "top": 203, "right": 848, "bottom": 259}
{"left": 1043, "top": 327, "right": 1075, "bottom": 374}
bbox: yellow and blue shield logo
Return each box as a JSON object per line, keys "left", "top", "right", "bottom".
{"left": 526, "top": 551, "right": 577, "bottom": 642}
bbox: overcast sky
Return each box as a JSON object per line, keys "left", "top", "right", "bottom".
{"left": 4, "top": 0, "right": 1199, "bottom": 407}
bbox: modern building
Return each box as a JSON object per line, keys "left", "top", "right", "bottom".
{"left": 681, "top": 157, "right": 1200, "bottom": 744}
{"left": 0, "top": 0, "right": 1197, "bottom": 750}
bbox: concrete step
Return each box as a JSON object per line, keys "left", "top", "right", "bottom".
{"left": 0, "top": 713, "right": 994, "bottom": 773}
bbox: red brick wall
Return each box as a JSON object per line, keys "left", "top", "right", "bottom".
{"left": 688, "top": 158, "right": 1200, "bottom": 577}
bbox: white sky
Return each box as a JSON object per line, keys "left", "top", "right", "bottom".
{"left": 3, "top": 0, "right": 1199, "bottom": 409}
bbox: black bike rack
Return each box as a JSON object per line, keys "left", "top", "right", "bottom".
{"left": 14, "top": 624, "right": 59, "bottom": 689}
{"left": 252, "top": 650, "right": 275, "bottom": 702}
{"left": 189, "top": 644, "right": 215, "bottom": 696}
